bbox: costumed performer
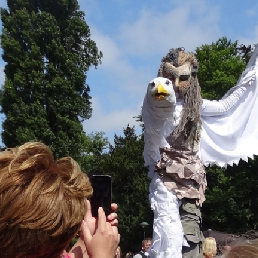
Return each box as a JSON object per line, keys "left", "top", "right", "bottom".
{"left": 142, "top": 44, "right": 258, "bottom": 258}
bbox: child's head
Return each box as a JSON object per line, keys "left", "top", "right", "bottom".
{"left": 203, "top": 237, "right": 217, "bottom": 257}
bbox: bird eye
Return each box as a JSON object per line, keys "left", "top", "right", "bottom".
{"left": 165, "top": 80, "right": 171, "bottom": 85}
{"left": 149, "top": 81, "right": 155, "bottom": 87}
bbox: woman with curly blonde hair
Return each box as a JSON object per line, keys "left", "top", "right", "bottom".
{"left": 203, "top": 237, "right": 217, "bottom": 258}
{"left": 0, "top": 142, "right": 119, "bottom": 258}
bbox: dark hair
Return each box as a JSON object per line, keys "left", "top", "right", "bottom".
{"left": 142, "top": 237, "right": 152, "bottom": 246}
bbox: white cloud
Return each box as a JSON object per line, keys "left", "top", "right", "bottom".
{"left": 246, "top": 9, "right": 257, "bottom": 17}
{"left": 1, "top": 0, "right": 255, "bottom": 145}
{"left": 117, "top": 0, "right": 221, "bottom": 56}
{"left": 88, "top": 26, "right": 155, "bottom": 97}
{"left": 238, "top": 24, "right": 258, "bottom": 46}
{"left": 89, "top": 26, "right": 122, "bottom": 69}
{"left": 83, "top": 96, "right": 142, "bottom": 135}
{"left": 245, "top": 7, "right": 258, "bottom": 17}
{"left": 81, "top": 0, "right": 223, "bottom": 141}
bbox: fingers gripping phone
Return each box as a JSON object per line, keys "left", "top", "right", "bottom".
{"left": 89, "top": 175, "right": 112, "bottom": 217}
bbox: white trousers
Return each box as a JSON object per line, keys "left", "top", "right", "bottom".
{"left": 148, "top": 173, "right": 185, "bottom": 258}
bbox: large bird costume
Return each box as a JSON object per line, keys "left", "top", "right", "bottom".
{"left": 142, "top": 45, "right": 258, "bottom": 258}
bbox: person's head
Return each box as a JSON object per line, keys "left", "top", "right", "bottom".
{"left": 125, "top": 252, "right": 134, "bottom": 258}
{"left": 115, "top": 246, "right": 121, "bottom": 258}
{"left": 0, "top": 142, "right": 93, "bottom": 258}
{"left": 142, "top": 237, "right": 152, "bottom": 252}
{"left": 221, "top": 244, "right": 232, "bottom": 254}
{"left": 203, "top": 237, "right": 217, "bottom": 258}
{"left": 157, "top": 47, "right": 202, "bottom": 147}
{"left": 224, "top": 239, "right": 258, "bottom": 258}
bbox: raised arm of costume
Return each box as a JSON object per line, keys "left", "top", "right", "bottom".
{"left": 201, "top": 45, "right": 258, "bottom": 117}
{"left": 200, "top": 44, "right": 258, "bottom": 167}
{"left": 201, "top": 87, "right": 247, "bottom": 116}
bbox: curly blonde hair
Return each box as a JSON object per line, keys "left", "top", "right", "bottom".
{"left": 203, "top": 237, "right": 217, "bottom": 257}
{"left": 0, "top": 142, "right": 93, "bottom": 258}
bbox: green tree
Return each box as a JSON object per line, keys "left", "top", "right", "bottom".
{"left": 80, "top": 132, "right": 109, "bottom": 174}
{"left": 196, "top": 37, "right": 246, "bottom": 100}
{"left": 98, "top": 125, "right": 152, "bottom": 253}
{"left": 196, "top": 38, "right": 258, "bottom": 233}
{"left": 0, "top": 0, "right": 102, "bottom": 158}
{"left": 202, "top": 159, "right": 258, "bottom": 233}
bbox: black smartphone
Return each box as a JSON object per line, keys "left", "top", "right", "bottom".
{"left": 89, "top": 175, "right": 112, "bottom": 217}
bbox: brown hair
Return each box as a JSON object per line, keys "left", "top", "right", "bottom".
{"left": 0, "top": 142, "right": 93, "bottom": 258}
{"left": 224, "top": 239, "right": 258, "bottom": 258}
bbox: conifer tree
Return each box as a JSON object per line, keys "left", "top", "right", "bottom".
{"left": 0, "top": 0, "right": 102, "bottom": 158}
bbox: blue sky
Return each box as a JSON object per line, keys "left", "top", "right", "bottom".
{"left": 0, "top": 0, "right": 258, "bottom": 145}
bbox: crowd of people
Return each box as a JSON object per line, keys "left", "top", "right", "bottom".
{"left": 203, "top": 237, "right": 258, "bottom": 258}
{"left": 0, "top": 141, "right": 258, "bottom": 258}
{"left": 0, "top": 141, "right": 257, "bottom": 258}
{"left": 128, "top": 236, "right": 258, "bottom": 258}
{"left": 0, "top": 140, "right": 199, "bottom": 258}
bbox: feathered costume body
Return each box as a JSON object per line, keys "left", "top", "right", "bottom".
{"left": 142, "top": 45, "right": 258, "bottom": 258}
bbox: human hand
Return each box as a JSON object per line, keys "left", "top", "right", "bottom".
{"left": 82, "top": 200, "right": 118, "bottom": 236}
{"left": 81, "top": 207, "right": 120, "bottom": 258}
{"left": 69, "top": 201, "right": 118, "bottom": 258}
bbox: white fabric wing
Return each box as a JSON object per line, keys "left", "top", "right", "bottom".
{"left": 200, "top": 44, "right": 258, "bottom": 167}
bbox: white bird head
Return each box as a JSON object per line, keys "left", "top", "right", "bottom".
{"left": 142, "top": 77, "right": 176, "bottom": 167}
{"left": 146, "top": 77, "right": 176, "bottom": 108}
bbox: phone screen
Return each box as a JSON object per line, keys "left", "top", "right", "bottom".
{"left": 90, "top": 175, "right": 112, "bottom": 217}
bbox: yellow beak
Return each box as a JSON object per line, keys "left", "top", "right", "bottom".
{"left": 157, "top": 83, "right": 168, "bottom": 94}
{"left": 154, "top": 83, "right": 168, "bottom": 100}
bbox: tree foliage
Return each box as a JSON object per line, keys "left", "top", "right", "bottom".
{"left": 196, "top": 37, "right": 246, "bottom": 100}
{"left": 202, "top": 159, "right": 258, "bottom": 233}
{"left": 97, "top": 125, "right": 152, "bottom": 253}
{"left": 79, "top": 132, "right": 109, "bottom": 174}
{"left": 0, "top": 0, "right": 102, "bottom": 159}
